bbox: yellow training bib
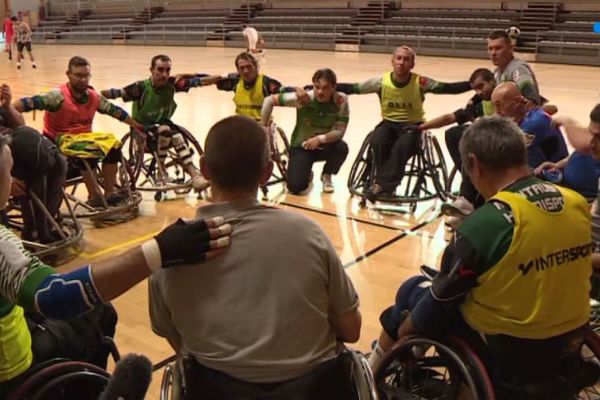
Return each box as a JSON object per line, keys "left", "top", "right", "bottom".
{"left": 461, "top": 186, "right": 592, "bottom": 339}
{"left": 233, "top": 74, "right": 265, "bottom": 121}
{"left": 380, "top": 72, "right": 424, "bottom": 123}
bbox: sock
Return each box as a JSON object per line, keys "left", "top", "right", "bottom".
{"left": 367, "top": 341, "right": 385, "bottom": 371}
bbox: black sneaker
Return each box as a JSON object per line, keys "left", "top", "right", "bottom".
{"left": 86, "top": 197, "right": 107, "bottom": 209}
{"left": 106, "top": 193, "right": 125, "bottom": 206}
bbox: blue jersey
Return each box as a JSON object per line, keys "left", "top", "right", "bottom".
{"left": 520, "top": 108, "right": 568, "bottom": 168}
{"left": 563, "top": 151, "right": 600, "bottom": 198}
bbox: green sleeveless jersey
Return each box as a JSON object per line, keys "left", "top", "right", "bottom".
{"left": 132, "top": 79, "right": 178, "bottom": 125}
{"left": 291, "top": 97, "right": 340, "bottom": 147}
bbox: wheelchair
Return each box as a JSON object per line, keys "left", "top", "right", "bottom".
{"left": 121, "top": 125, "right": 205, "bottom": 202}
{"left": 63, "top": 155, "right": 142, "bottom": 228}
{"left": 2, "top": 188, "right": 83, "bottom": 263}
{"left": 374, "top": 326, "right": 600, "bottom": 400}
{"left": 6, "top": 336, "right": 121, "bottom": 400}
{"left": 348, "top": 130, "right": 449, "bottom": 213}
{"left": 159, "top": 349, "right": 378, "bottom": 400}
{"left": 260, "top": 122, "right": 290, "bottom": 199}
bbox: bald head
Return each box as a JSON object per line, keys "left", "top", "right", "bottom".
{"left": 202, "top": 116, "right": 271, "bottom": 192}
{"left": 491, "top": 82, "right": 526, "bottom": 120}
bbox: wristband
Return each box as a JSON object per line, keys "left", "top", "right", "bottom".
{"left": 141, "top": 239, "right": 162, "bottom": 272}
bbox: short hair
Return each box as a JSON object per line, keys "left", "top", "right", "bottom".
{"left": 234, "top": 52, "right": 257, "bottom": 69}
{"left": 312, "top": 68, "right": 337, "bottom": 86}
{"left": 393, "top": 45, "right": 416, "bottom": 62}
{"left": 590, "top": 104, "right": 600, "bottom": 124}
{"left": 460, "top": 116, "right": 527, "bottom": 173}
{"left": 488, "top": 29, "right": 511, "bottom": 45}
{"left": 68, "top": 56, "right": 90, "bottom": 71}
{"left": 204, "top": 116, "right": 269, "bottom": 192}
{"left": 10, "top": 16, "right": 17, "bottom": 22}
{"left": 151, "top": 54, "right": 171, "bottom": 69}
{"left": 469, "top": 68, "right": 495, "bottom": 84}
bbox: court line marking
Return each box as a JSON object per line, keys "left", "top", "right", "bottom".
{"left": 80, "top": 230, "right": 160, "bottom": 259}
{"left": 279, "top": 201, "right": 405, "bottom": 231}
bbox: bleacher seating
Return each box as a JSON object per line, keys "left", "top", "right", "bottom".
{"left": 32, "top": 2, "right": 600, "bottom": 66}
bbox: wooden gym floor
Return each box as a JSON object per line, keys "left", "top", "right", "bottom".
{"left": 2, "top": 44, "right": 600, "bottom": 398}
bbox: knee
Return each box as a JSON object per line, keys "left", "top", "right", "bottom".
{"left": 287, "top": 179, "right": 309, "bottom": 195}
{"left": 369, "top": 128, "right": 387, "bottom": 148}
{"left": 336, "top": 140, "right": 349, "bottom": 156}
{"left": 157, "top": 125, "right": 172, "bottom": 135}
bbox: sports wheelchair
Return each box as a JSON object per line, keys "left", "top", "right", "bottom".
{"left": 5, "top": 336, "right": 121, "bottom": 400}
{"left": 63, "top": 155, "right": 142, "bottom": 228}
{"left": 348, "top": 130, "right": 449, "bottom": 213}
{"left": 122, "top": 125, "right": 205, "bottom": 202}
{"left": 3, "top": 188, "right": 83, "bottom": 263}
{"left": 260, "top": 122, "right": 290, "bottom": 199}
{"left": 374, "top": 324, "right": 600, "bottom": 400}
{"left": 159, "top": 349, "right": 378, "bottom": 400}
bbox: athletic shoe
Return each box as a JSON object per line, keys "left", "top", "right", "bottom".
{"left": 106, "top": 193, "right": 125, "bottom": 206}
{"left": 86, "top": 197, "right": 107, "bottom": 209}
{"left": 321, "top": 173, "right": 334, "bottom": 193}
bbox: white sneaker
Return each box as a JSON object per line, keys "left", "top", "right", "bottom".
{"left": 441, "top": 196, "right": 474, "bottom": 217}
{"left": 192, "top": 175, "right": 210, "bottom": 192}
{"left": 321, "top": 173, "right": 334, "bottom": 193}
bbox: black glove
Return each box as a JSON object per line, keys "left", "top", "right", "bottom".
{"left": 154, "top": 218, "right": 217, "bottom": 268}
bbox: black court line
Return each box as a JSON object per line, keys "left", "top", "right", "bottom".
{"left": 279, "top": 201, "right": 403, "bottom": 231}
{"left": 342, "top": 219, "right": 432, "bottom": 269}
{"left": 152, "top": 354, "right": 177, "bottom": 372}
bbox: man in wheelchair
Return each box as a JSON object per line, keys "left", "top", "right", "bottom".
{"left": 14, "top": 56, "right": 142, "bottom": 208}
{"left": 344, "top": 46, "right": 471, "bottom": 198}
{"left": 149, "top": 116, "right": 361, "bottom": 400}
{"left": 102, "top": 54, "right": 223, "bottom": 192}
{"left": 368, "top": 117, "right": 594, "bottom": 398}
{"left": 0, "top": 131, "right": 232, "bottom": 396}
{"left": 0, "top": 84, "right": 68, "bottom": 244}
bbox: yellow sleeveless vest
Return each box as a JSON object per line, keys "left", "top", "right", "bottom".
{"left": 233, "top": 74, "right": 265, "bottom": 121}
{"left": 0, "top": 306, "right": 33, "bottom": 382}
{"left": 380, "top": 72, "right": 424, "bottom": 123}
{"left": 482, "top": 100, "right": 494, "bottom": 117}
{"left": 461, "top": 187, "right": 592, "bottom": 339}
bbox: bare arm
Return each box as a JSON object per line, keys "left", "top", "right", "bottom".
{"left": 555, "top": 116, "right": 591, "bottom": 154}
{"left": 0, "top": 84, "right": 25, "bottom": 128}
{"left": 419, "top": 113, "right": 457, "bottom": 131}
{"left": 329, "top": 308, "right": 362, "bottom": 343}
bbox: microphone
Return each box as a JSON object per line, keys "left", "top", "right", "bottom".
{"left": 99, "top": 353, "right": 153, "bottom": 400}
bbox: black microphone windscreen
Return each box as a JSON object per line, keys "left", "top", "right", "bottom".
{"left": 99, "top": 353, "right": 152, "bottom": 400}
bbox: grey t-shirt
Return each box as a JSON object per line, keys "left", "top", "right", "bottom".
{"left": 149, "top": 199, "right": 359, "bottom": 383}
{"left": 494, "top": 57, "right": 541, "bottom": 105}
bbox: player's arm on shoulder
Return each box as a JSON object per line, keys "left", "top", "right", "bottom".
{"left": 100, "top": 81, "right": 141, "bottom": 101}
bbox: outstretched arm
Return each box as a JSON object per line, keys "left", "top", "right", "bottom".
{"left": 420, "top": 76, "right": 471, "bottom": 95}
{"left": 96, "top": 94, "right": 143, "bottom": 130}
{"left": 3, "top": 217, "right": 230, "bottom": 320}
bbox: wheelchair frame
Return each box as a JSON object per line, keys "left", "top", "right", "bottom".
{"left": 260, "top": 123, "right": 290, "bottom": 199}
{"left": 374, "top": 327, "right": 600, "bottom": 400}
{"left": 348, "top": 130, "right": 449, "bottom": 213}
{"left": 63, "top": 155, "right": 142, "bottom": 228}
{"left": 122, "top": 125, "right": 205, "bottom": 202}
{"left": 159, "top": 349, "right": 378, "bottom": 400}
{"left": 3, "top": 189, "right": 83, "bottom": 263}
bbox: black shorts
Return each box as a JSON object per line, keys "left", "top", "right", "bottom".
{"left": 17, "top": 41, "right": 32, "bottom": 52}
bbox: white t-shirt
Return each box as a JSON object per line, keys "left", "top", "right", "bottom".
{"left": 243, "top": 26, "right": 259, "bottom": 49}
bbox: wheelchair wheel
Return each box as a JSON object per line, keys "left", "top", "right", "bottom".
{"left": 374, "top": 335, "right": 494, "bottom": 400}
{"left": 9, "top": 361, "right": 110, "bottom": 400}
{"left": 347, "top": 132, "right": 374, "bottom": 198}
{"left": 160, "top": 362, "right": 183, "bottom": 400}
{"left": 578, "top": 329, "right": 600, "bottom": 399}
{"left": 423, "top": 133, "right": 449, "bottom": 201}
{"left": 272, "top": 126, "right": 289, "bottom": 182}
{"left": 122, "top": 126, "right": 204, "bottom": 196}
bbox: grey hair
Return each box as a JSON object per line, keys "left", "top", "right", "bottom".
{"left": 460, "top": 116, "right": 527, "bottom": 173}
